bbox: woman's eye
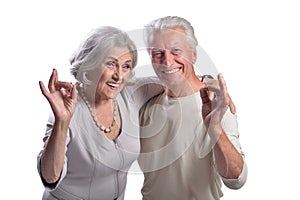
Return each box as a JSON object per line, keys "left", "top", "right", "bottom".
{"left": 106, "top": 61, "right": 117, "bottom": 68}
{"left": 122, "top": 64, "right": 132, "bottom": 70}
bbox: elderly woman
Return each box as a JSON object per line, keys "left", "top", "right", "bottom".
{"left": 37, "top": 26, "right": 161, "bottom": 200}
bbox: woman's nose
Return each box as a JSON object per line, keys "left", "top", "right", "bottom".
{"left": 112, "top": 68, "right": 120, "bottom": 81}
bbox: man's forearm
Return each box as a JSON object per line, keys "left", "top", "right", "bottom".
{"left": 213, "top": 130, "right": 244, "bottom": 179}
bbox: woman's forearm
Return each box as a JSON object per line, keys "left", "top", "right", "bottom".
{"left": 40, "top": 119, "right": 70, "bottom": 184}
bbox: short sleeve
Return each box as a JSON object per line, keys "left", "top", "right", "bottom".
{"left": 220, "top": 110, "right": 248, "bottom": 189}
{"left": 221, "top": 160, "right": 248, "bottom": 189}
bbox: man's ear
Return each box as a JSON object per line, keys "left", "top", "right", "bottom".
{"left": 192, "top": 49, "right": 197, "bottom": 64}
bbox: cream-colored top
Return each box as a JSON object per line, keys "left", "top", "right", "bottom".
{"left": 37, "top": 77, "right": 163, "bottom": 200}
{"left": 138, "top": 91, "right": 247, "bottom": 200}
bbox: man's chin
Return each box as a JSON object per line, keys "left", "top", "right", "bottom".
{"left": 161, "top": 73, "right": 184, "bottom": 83}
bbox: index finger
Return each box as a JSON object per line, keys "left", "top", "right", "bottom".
{"left": 200, "top": 88, "right": 210, "bottom": 104}
{"left": 55, "top": 81, "right": 74, "bottom": 92}
{"left": 203, "top": 77, "right": 220, "bottom": 93}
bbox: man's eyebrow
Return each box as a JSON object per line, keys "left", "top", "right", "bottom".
{"left": 151, "top": 48, "right": 164, "bottom": 51}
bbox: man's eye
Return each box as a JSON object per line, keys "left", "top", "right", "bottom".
{"left": 152, "top": 51, "right": 163, "bottom": 58}
{"left": 171, "top": 48, "right": 182, "bottom": 55}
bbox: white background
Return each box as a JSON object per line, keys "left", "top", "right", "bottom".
{"left": 1, "top": 0, "right": 299, "bottom": 199}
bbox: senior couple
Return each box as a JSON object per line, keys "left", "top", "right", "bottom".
{"left": 38, "top": 16, "right": 247, "bottom": 200}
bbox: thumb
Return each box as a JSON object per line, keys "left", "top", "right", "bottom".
{"left": 200, "top": 88, "right": 210, "bottom": 104}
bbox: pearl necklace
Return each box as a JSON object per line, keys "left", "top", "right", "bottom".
{"left": 79, "top": 85, "right": 117, "bottom": 134}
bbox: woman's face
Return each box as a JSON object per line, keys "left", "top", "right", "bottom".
{"left": 89, "top": 47, "right": 133, "bottom": 101}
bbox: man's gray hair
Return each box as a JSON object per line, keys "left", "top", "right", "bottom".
{"left": 144, "top": 16, "right": 198, "bottom": 50}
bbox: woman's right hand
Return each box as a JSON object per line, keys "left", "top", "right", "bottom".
{"left": 39, "top": 69, "right": 78, "bottom": 121}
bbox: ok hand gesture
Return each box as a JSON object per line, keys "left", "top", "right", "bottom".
{"left": 200, "top": 74, "right": 236, "bottom": 138}
{"left": 39, "top": 69, "right": 78, "bottom": 121}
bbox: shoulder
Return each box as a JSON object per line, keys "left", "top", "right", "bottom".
{"left": 222, "top": 109, "right": 238, "bottom": 125}
{"left": 221, "top": 109, "right": 239, "bottom": 136}
{"left": 124, "top": 76, "right": 160, "bottom": 91}
{"left": 120, "top": 76, "right": 162, "bottom": 101}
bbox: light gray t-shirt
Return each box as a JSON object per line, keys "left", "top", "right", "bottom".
{"left": 138, "top": 91, "right": 247, "bottom": 200}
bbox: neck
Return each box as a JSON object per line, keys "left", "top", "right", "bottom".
{"left": 165, "top": 74, "right": 205, "bottom": 98}
{"left": 79, "top": 85, "right": 117, "bottom": 134}
{"left": 81, "top": 84, "right": 113, "bottom": 108}
{"left": 94, "top": 96, "right": 114, "bottom": 108}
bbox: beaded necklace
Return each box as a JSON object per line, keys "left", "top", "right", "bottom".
{"left": 79, "top": 85, "right": 117, "bottom": 134}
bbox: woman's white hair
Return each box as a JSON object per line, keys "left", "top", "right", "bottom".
{"left": 70, "top": 26, "right": 137, "bottom": 85}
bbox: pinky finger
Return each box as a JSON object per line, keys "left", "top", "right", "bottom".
{"left": 228, "top": 95, "right": 236, "bottom": 114}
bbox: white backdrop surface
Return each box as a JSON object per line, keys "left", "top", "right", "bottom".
{"left": 1, "top": 0, "right": 299, "bottom": 199}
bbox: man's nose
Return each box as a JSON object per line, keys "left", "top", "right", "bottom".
{"left": 162, "top": 51, "right": 175, "bottom": 67}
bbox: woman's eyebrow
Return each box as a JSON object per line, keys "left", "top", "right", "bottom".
{"left": 106, "top": 57, "right": 118, "bottom": 61}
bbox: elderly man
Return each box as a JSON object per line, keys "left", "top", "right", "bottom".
{"left": 138, "top": 16, "right": 247, "bottom": 200}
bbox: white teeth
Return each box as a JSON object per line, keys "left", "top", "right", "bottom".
{"left": 164, "top": 68, "right": 180, "bottom": 74}
{"left": 107, "top": 83, "right": 119, "bottom": 87}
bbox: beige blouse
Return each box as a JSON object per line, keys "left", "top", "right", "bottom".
{"left": 37, "top": 77, "right": 162, "bottom": 200}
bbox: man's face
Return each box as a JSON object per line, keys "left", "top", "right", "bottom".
{"left": 148, "top": 27, "right": 197, "bottom": 87}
